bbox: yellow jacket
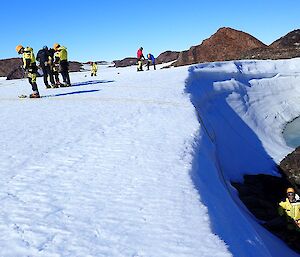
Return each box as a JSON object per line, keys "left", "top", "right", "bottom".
{"left": 22, "top": 47, "right": 36, "bottom": 69}
{"left": 58, "top": 46, "right": 68, "bottom": 61}
{"left": 278, "top": 198, "right": 300, "bottom": 222}
{"left": 91, "top": 63, "right": 98, "bottom": 72}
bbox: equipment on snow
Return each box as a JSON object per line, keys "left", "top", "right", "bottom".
{"left": 18, "top": 92, "right": 40, "bottom": 98}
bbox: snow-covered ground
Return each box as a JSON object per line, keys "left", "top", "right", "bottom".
{"left": 0, "top": 59, "right": 299, "bottom": 256}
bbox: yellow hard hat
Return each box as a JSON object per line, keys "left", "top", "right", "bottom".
{"left": 16, "top": 45, "right": 24, "bottom": 53}
{"left": 53, "top": 43, "right": 60, "bottom": 50}
{"left": 287, "top": 187, "right": 295, "bottom": 194}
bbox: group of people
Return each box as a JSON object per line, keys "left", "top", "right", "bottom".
{"left": 137, "top": 47, "right": 156, "bottom": 71}
{"left": 16, "top": 44, "right": 157, "bottom": 97}
{"left": 15, "top": 43, "right": 71, "bottom": 98}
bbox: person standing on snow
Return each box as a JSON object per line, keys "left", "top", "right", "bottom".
{"left": 36, "top": 46, "right": 56, "bottom": 89}
{"left": 278, "top": 187, "right": 300, "bottom": 230}
{"left": 91, "top": 62, "right": 98, "bottom": 76}
{"left": 48, "top": 47, "right": 61, "bottom": 87}
{"left": 53, "top": 43, "right": 71, "bottom": 87}
{"left": 137, "top": 47, "right": 145, "bottom": 71}
{"left": 147, "top": 53, "right": 156, "bottom": 70}
{"left": 16, "top": 45, "right": 40, "bottom": 98}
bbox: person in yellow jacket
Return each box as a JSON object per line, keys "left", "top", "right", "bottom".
{"left": 53, "top": 43, "right": 71, "bottom": 87}
{"left": 91, "top": 62, "right": 98, "bottom": 76}
{"left": 15, "top": 45, "right": 40, "bottom": 98}
{"left": 278, "top": 187, "right": 300, "bottom": 230}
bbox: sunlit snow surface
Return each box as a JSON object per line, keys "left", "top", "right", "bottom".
{"left": 0, "top": 64, "right": 230, "bottom": 257}
{"left": 0, "top": 59, "right": 300, "bottom": 257}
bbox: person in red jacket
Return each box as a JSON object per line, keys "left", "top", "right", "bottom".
{"left": 137, "top": 47, "right": 145, "bottom": 71}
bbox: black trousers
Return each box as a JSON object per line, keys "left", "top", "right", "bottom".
{"left": 147, "top": 60, "right": 156, "bottom": 70}
{"left": 52, "top": 64, "right": 60, "bottom": 84}
{"left": 41, "top": 64, "right": 55, "bottom": 86}
{"left": 60, "top": 61, "right": 71, "bottom": 85}
{"left": 53, "top": 71, "right": 60, "bottom": 84}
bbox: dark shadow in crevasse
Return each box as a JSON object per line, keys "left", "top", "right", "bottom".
{"left": 232, "top": 173, "right": 300, "bottom": 253}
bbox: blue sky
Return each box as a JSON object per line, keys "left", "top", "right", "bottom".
{"left": 3, "top": 0, "right": 300, "bottom": 62}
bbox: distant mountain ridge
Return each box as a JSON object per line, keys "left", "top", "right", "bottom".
{"left": 113, "top": 27, "right": 300, "bottom": 68}
{"left": 1, "top": 59, "right": 83, "bottom": 80}
{"left": 112, "top": 51, "right": 181, "bottom": 68}
{"left": 1, "top": 27, "right": 300, "bottom": 78}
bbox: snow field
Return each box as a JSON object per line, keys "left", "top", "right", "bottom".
{"left": 0, "top": 65, "right": 231, "bottom": 256}
{"left": 2, "top": 58, "right": 300, "bottom": 257}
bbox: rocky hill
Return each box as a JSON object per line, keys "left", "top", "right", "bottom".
{"left": 0, "top": 58, "right": 23, "bottom": 78}
{"left": 279, "top": 146, "right": 300, "bottom": 189}
{"left": 242, "top": 29, "right": 300, "bottom": 60}
{"left": 2, "top": 28, "right": 300, "bottom": 75}
{"left": 112, "top": 28, "right": 300, "bottom": 68}
{"left": 174, "top": 27, "right": 267, "bottom": 66}
{"left": 1, "top": 57, "right": 83, "bottom": 80}
{"left": 270, "top": 29, "right": 300, "bottom": 48}
{"left": 156, "top": 51, "right": 180, "bottom": 64}
{"left": 113, "top": 58, "right": 137, "bottom": 68}
{"left": 241, "top": 46, "right": 300, "bottom": 60}
{"left": 113, "top": 51, "right": 180, "bottom": 68}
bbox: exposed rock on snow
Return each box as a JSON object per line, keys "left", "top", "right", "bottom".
{"left": 113, "top": 57, "right": 137, "bottom": 67}
{"left": 0, "top": 58, "right": 23, "bottom": 78}
{"left": 174, "top": 27, "right": 267, "bottom": 66}
{"left": 156, "top": 51, "right": 180, "bottom": 64}
{"left": 279, "top": 147, "right": 300, "bottom": 188}
{"left": 0, "top": 58, "right": 83, "bottom": 80}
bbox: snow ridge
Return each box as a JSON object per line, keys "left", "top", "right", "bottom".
{"left": 185, "top": 59, "right": 300, "bottom": 257}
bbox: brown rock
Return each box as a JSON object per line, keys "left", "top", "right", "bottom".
{"left": 156, "top": 51, "right": 180, "bottom": 64}
{"left": 174, "top": 27, "right": 267, "bottom": 67}
{"left": 241, "top": 46, "right": 300, "bottom": 60}
{"left": 0, "top": 58, "right": 23, "bottom": 79}
{"left": 4, "top": 59, "right": 83, "bottom": 80}
{"left": 270, "top": 29, "right": 300, "bottom": 48}
{"left": 113, "top": 58, "right": 137, "bottom": 68}
{"left": 279, "top": 147, "right": 300, "bottom": 188}
{"left": 236, "top": 29, "right": 300, "bottom": 60}
{"left": 69, "top": 61, "right": 83, "bottom": 72}
{"left": 6, "top": 66, "right": 26, "bottom": 80}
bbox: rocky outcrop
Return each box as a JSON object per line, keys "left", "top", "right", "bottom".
{"left": 174, "top": 27, "right": 267, "bottom": 67}
{"left": 69, "top": 61, "right": 83, "bottom": 72}
{"left": 3, "top": 28, "right": 300, "bottom": 74}
{"left": 3, "top": 58, "right": 83, "bottom": 80}
{"left": 270, "top": 29, "right": 300, "bottom": 48}
{"left": 156, "top": 51, "right": 180, "bottom": 64}
{"left": 279, "top": 147, "right": 300, "bottom": 188}
{"left": 113, "top": 51, "right": 180, "bottom": 68}
{"left": 0, "top": 58, "right": 23, "bottom": 78}
{"left": 113, "top": 58, "right": 137, "bottom": 68}
{"left": 241, "top": 46, "right": 300, "bottom": 60}
{"left": 173, "top": 27, "right": 300, "bottom": 67}
{"left": 6, "top": 66, "right": 26, "bottom": 80}
{"left": 106, "top": 28, "right": 300, "bottom": 68}
{"left": 242, "top": 29, "right": 300, "bottom": 60}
